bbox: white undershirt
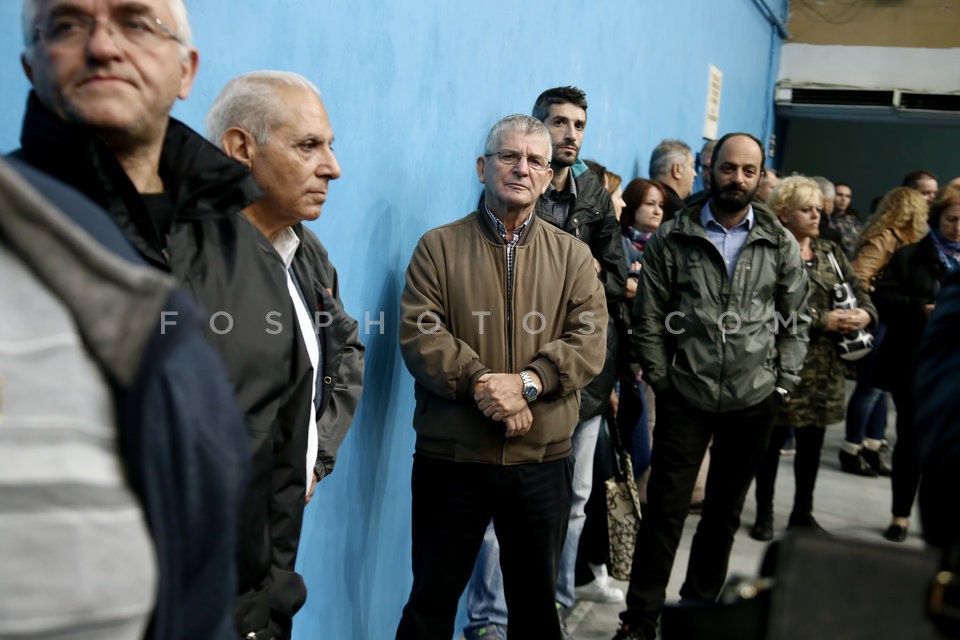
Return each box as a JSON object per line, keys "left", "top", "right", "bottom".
{"left": 272, "top": 228, "right": 319, "bottom": 489}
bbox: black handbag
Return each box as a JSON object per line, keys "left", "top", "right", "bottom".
{"left": 605, "top": 419, "right": 642, "bottom": 581}
{"left": 661, "top": 532, "right": 952, "bottom": 639}
{"left": 826, "top": 251, "right": 874, "bottom": 362}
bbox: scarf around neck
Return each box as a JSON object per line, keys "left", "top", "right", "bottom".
{"left": 931, "top": 228, "right": 960, "bottom": 272}
{"left": 624, "top": 226, "right": 654, "bottom": 254}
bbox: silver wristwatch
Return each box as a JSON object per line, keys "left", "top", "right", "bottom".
{"left": 519, "top": 370, "right": 539, "bottom": 402}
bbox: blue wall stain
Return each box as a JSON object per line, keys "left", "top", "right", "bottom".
{"left": 0, "top": 1, "right": 789, "bottom": 638}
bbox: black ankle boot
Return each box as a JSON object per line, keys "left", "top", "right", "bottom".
{"left": 861, "top": 445, "right": 892, "bottom": 476}
{"left": 838, "top": 449, "right": 878, "bottom": 477}
{"left": 788, "top": 512, "right": 830, "bottom": 535}
{"left": 750, "top": 512, "right": 774, "bottom": 541}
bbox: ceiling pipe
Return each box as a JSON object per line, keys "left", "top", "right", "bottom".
{"left": 753, "top": 0, "right": 791, "bottom": 39}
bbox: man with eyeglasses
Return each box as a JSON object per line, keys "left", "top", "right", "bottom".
{"left": 395, "top": 114, "right": 607, "bottom": 640}
{"left": 14, "top": 2, "right": 316, "bottom": 639}
{"left": 463, "top": 85, "right": 627, "bottom": 640}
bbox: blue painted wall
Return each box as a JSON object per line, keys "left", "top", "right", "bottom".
{"left": 0, "top": 1, "right": 788, "bottom": 638}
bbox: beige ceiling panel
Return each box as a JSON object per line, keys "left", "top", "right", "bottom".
{"left": 788, "top": 0, "right": 960, "bottom": 48}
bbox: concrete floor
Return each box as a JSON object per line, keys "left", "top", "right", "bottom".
{"left": 564, "top": 385, "right": 923, "bottom": 639}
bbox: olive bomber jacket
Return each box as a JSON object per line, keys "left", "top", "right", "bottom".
{"left": 399, "top": 209, "right": 608, "bottom": 464}
{"left": 633, "top": 201, "right": 811, "bottom": 413}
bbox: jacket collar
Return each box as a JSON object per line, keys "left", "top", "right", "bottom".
{"left": 475, "top": 196, "right": 540, "bottom": 247}
{"left": 18, "top": 92, "right": 263, "bottom": 263}
{"left": 673, "top": 199, "right": 781, "bottom": 245}
{"left": 20, "top": 92, "right": 261, "bottom": 216}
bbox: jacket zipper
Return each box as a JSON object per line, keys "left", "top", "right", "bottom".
{"left": 712, "top": 239, "right": 733, "bottom": 413}
{"left": 505, "top": 243, "right": 515, "bottom": 373}
{"left": 501, "top": 243, "right": 514, "bottom": 463}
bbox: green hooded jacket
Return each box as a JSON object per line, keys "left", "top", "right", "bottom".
{"left": 634, "top": 201, "right": 811, "bottom": 413}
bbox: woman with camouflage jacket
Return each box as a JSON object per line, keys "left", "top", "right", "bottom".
{"left": 749, "top": 176, "right": 878, "bottom": 541}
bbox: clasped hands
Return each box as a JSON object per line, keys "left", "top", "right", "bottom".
{"left": 474, "top": 372, "right": 538, "bottom": 438}
{"left": 826, "top": 308, "right": 869, "bottom": 334}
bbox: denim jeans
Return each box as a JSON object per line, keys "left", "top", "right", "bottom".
{"left": 464, "top": 415, "right": 601, "bottom": 633}
{"left": 845, "top": 323, "right": 889, "bottom": 444}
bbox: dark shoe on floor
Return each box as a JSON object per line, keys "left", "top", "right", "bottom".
{"left": 612, "top": 624, "right": 650, "bottom": 640}
{"left": 750, "top": 513, "right": 774, "bottom": 541}
{"left": 787, "top": 513, "right": 830, "bottom": 535}
{"left": 559, "top": 613, "right": 573, "bottom": 640}
{"left": 862, "top": 444, "right": 893, "bottom": 476}
{"left": 883, "top": 523, "right": 908, "bottom": 542}
{"left": 838, "top": 449, "right": 878, "bottom": 477}
{"left": 463, "top": 624, "right": 507, "bottom": 640}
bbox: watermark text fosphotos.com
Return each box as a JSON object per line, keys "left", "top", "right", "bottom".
{"left": 663, "top": 310, "right": 800, "bottom": 336}
{"left": 159, "top": 309, "right": 800, "bottom": 337}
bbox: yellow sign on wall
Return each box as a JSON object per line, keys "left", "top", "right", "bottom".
{"left": 703, "top": 65, "right": 723, "bottom": 140}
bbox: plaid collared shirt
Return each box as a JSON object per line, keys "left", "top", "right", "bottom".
{"left": 541, "top": 173, "right": 578, "bottom": 228}
{"left": 484, "top": 204, "right": 531, "bottom": 288}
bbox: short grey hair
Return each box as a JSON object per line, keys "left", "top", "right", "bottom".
{"left": 649, "top": 139, "right": 692, "bottom": 180}
{"left": 810, "top": 175, "right": 835, "bottom": 199}
{"left": 484, "top": 114, "right": 552, "bottom": 159}
{"left": 22, "top": 0, "right": 194, "bottom": 61}
{"left": 206, "top": 71, "right": 322, "bottom": 148}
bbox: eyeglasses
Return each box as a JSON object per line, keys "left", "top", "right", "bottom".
{"left": 485, "top": 150, "right": 551, "bottom": 173}
{"left": 34, "top": 10, "right": 184, "bottom": 49}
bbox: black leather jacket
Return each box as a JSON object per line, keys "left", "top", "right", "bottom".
{"left": 873, "top": 234, "right": 947, "bottom": 393}
{"left": 534, "top": 165, "right": 627, "bottom": 419}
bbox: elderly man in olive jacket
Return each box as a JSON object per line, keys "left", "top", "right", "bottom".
{"left": 615, "top": 133, "right": 810, "bottom": 640}
{"left": 396, "top": 114, "right": 607, "bottom": 640}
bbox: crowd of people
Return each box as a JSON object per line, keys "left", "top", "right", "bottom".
{"left": 3, "top": 2, "right": 960, "bottom": 640}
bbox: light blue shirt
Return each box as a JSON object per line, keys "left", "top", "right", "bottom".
{"left": 700, "top": 201, "right": 754, "bottom": 280}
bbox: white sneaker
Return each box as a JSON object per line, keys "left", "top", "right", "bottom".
{"left": 588, "top": 562, "right": 610, "bottom": 580}
{"left": 574, "top": 577, "right": 625, "bottom": 603}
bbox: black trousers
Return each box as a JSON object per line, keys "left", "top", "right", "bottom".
{"left": 890, "top": 387, "right": 921, "bottom": 519}
{"left": 753, "top": 424, "right": 826, "bottom": 519}
{"left": 396, "top": 454, "right": 573, "bottom": 640}
{"left": 621, "top": 389, "right": 778, "bottom": 636}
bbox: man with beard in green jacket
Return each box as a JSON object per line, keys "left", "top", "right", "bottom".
{"left": 614, "top": 133, "right": 810, "bottom": 640}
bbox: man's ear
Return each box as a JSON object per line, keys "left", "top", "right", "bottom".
{"left": 177, "top": 48, "right": 200, "bottom": 100}
{"left": 21, "top": 53, "right": 34, "bottom": 83}
{"left": 476, "top": 156, "right": 486, "bottom": 184}
{"left": 672, "top": 162, "right": 683, "bottom": 180}
{"left": 539, "top": 168, "right": 554, "bottom": 195}
{"left": 222, "top": 128, "right": 255, "bottom": 167}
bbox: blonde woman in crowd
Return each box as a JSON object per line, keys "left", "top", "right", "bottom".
{"left": 750, "top": 176, "right": 877, "bottom": 540}
{"left": 840, "top": 188, "right": 929, "bottom": 479}
{"left": 853, "top": 187, "right": 930, "bottom": 290}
